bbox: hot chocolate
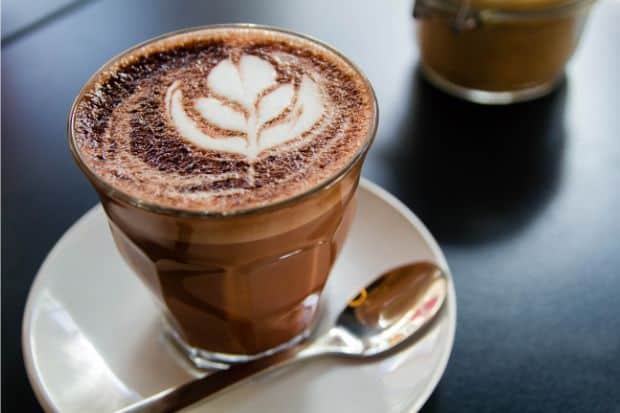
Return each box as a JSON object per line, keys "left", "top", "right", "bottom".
{"left": 72, "top": 27, "right": 374, "bottom": 212}
{"left": 69, "top": 26, "right": 377, "bottom": 364}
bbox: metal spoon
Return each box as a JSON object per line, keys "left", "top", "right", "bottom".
{"left": 118, "top": 261, "right": 448, "bottom": 413}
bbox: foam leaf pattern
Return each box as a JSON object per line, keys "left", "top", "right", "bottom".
{"left": 166, "top": 54, "right": 324, "bottom": 158}
{"left": 194, "top": 97, "right": 246, "bottom": 132}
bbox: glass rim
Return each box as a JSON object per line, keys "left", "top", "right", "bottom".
{"left": 67, "top": 23, "right": 379, "bottom": 219}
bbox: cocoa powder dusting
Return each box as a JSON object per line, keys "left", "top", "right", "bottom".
{"left": 72, "top": 27, "right": 375, "bottom": 211}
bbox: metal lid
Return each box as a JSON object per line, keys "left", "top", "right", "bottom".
{"left": 465, "top": 0, "right": 588, "bottom": 12}
{"left": 414, "top": 0, "right": 595, "bottom": 30}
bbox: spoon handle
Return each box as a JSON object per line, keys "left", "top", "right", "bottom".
{"left": 115, "top": 343, "right": 308, "bottom": 413}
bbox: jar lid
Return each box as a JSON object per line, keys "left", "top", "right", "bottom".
{"left": 467, "top": 0, "right": 587, "bottom": 12}
{"left": 414, "top": 0, "right": 594, "bottom": 28}
{"left": 415, "top": 0, "right": 593, "bottom": 14}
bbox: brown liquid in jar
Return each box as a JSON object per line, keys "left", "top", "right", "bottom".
{"left": 416, "top": 0, "right": 593, "bottom": 94}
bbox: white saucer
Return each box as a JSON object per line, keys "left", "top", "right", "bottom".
{"left": 23, "top": 179, "right": 456, "bottom": 413}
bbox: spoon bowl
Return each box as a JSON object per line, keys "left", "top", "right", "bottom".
{"left": 298, "top": 261, "right": 447, "bottom": 359}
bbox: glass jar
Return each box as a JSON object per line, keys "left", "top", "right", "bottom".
{"left": 414, "top": 0, "right": 596, "bottom": 104}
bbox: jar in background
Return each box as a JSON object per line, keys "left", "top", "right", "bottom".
{"left": 414, "top": 0, "right": 596, "bottom": 104}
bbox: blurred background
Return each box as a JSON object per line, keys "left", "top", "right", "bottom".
{"left": 2, "top": 0, "right": 619, "bottom": 411}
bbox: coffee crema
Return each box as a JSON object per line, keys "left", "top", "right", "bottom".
{"left": 72, "top": 27, "right": 375, "bottom": 212}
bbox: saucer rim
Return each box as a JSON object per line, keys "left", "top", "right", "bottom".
{"left": 22, "top": 178, "right": 457, "bottom": 413}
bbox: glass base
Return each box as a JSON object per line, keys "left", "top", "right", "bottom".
{"left": 163, "top": 321, "right": 312, "bottom": 370}
{"left": 421, "top": 64, "right": 562, "bottom": 105}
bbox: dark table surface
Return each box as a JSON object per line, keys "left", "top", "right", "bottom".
{"left": 3, "top": 0, "right": 620, "bottom": 411}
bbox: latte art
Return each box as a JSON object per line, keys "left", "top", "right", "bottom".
{"left": 166, "top": 54, "right": 324, "bottom": 158}
{"left": 72, "top": 28, "right": 375, "bottom": 211}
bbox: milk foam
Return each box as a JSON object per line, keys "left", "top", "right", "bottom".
{"left": 166, "top": 54, "right": 323, "bottom": 158}
{"left": 72, "top": 28, "right": 375, "bottom": 212}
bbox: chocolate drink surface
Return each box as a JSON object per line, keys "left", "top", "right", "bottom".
{"left": 73, "top": 27, "right": 374, "bottom": 212}
{"left": 70, "top": 26, "right": 377, "bottom": 360}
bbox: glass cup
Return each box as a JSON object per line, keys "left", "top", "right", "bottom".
{"left": 68, "top": 25, "right": 378, "bottom": 369}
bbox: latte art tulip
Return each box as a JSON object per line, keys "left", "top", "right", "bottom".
{"left": 166, "top": 54, "right": 324, "bottom": 159}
